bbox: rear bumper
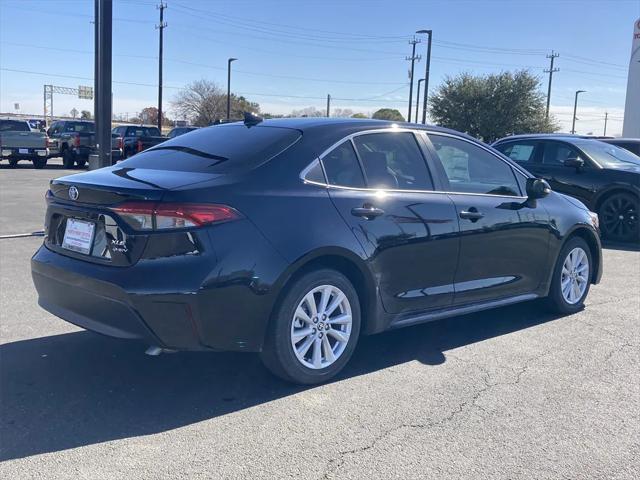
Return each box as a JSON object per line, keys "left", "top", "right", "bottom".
{"left": 31, "top": 219, "right": 288, "bottom": 352}
{"left": 2, "top": 147, "right": 48, "bottom": 159}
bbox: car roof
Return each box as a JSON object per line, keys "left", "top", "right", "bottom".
{"left": 224, "top": 117, "right": 473, "bottom": 140}
{"left": 601, "top": 138, "right": 640, "bottom": 143}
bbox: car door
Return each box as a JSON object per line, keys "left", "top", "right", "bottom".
{"left": 425, "top": 133, "right": 551, "bottom": 306}
{"left": 531, "top": 140, "right": 600, "bottom": 207}
{"left": 321, "top": 130, "right": 460, "bottom": 314}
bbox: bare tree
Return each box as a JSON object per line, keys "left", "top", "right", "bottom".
{"left": 171, "top": 79, "right": 260, "bottom": 126}
{"left": 332, "top": 108, "right": 354, "bottom": 118}
{"left": 289, "top": 106, "right": 324, "bottom": 118}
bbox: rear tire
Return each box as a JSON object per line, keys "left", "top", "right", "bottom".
{"left": 62, "top": 149, "right": 75, "bottom": 168}
{"left": 545, "top": 236, "right": 592, "bottom": 314}
{"left": 8, "top": 158, "right": 18, "bottom": 168}
{"left": 33, "top": 157, "right": 47, "bottom": 169}
{"left": 260, "top": 269, "right": 361, "bottom": 385}
{"left": 76, "top": 157, "right": 87, "bottom": 168}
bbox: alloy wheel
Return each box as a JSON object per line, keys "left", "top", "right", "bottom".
{"left": 290, "top": 285, "right": 352, "bottom": 369}
{"left": 600, "top": 194, "right": 638, "bottom": 242}
{"left": 560, "top": 247, "right": 589, "bottom": 304}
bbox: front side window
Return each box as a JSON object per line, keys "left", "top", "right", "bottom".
{"left": 496, "top": 141, "right": 538, "bottom": 163}
{"left": 428, "top": 134, "right": 522, "bottom": 196}
{"left": 353, "top": 132, "right": 433, "bottom": 190}
{"left": 321, "top": 141, "right": 365, "bottom": 188}
{"left": 542, "top": 141, "right": 581, "bottom": 165}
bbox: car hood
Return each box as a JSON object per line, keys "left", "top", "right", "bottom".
{"left": 604, "top": 163, "right": 640, "bottom": 173}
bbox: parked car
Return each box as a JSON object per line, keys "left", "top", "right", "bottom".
{"left": 27, "top": 118, "right": 47, "bottom": 132}
{"left": 600, "top": 138, "right": 640, "bottom": 156}
{"left": 112, "top": 125, "right": 166, "bottom": 158}
{"left": 0, "top": 118, "right": 50, "bottom": 168}
{"left": 167, "top": 126, "right": 199, "bottom": 138}
{"left": 32, "top": 118, "right": 602, "bottom": 384}
{"left": 493, "top": 134, "right": 640, "bottom": 243}
{"left": 46, "top": 120, "right": 122, "bottom": 168}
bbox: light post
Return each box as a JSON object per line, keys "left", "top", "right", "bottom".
{"left": 416, "top": 29, "right": 432, "bottom": 124}
{"left": 227, "top": 57, "right": 237, "bottom": 121}
{"left": 571, "top": 90, "right": 586, "bottom": 134}
{"left": 415, "top": 78, "right": 425, "bottom": 123}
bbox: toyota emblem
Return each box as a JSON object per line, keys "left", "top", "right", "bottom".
{"left": 68, "top": 186, "right": 79, "bottom": 201}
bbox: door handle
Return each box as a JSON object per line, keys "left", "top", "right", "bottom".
{"left": 351, "top": 206, "right": 385, "bottom": 219}
{"left": 459, "top": 208, "right": 484, "bottom": 222}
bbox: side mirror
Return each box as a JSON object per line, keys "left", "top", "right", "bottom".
{"left": 564, "top": 157, "right": 584, "bottom": 169}
{"left": 526, "top": 178, "right": 551, "bottom": 199}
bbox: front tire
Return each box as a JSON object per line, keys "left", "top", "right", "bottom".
{"left": 33, "top": 157, "right": 47, "bottom": 169}
{"left": 599, "top": 192, "right": 639, "bottom": 243}
{"left": 260, "top": 269, "right": 361, "bottom": 385}
{"left": 545, "top": 236, "right": 592, "bottom": 314}
{"left": 62, "top": 149, "right": 75, "bottom": 168}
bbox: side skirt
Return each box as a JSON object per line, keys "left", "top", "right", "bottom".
{"left": 389, "top": 293, "right": 539, "bottom": 330}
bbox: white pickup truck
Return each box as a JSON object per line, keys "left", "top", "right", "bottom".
{"left": 0, "top": 119, "right": 50, "bottom": 168}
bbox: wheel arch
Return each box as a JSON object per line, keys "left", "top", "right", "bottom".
{"left": 270, "top": 247, "right": 380, "bottom": 337}
{"left": 564, "top": 225, "right": 602, "bottom": 285}
{"left": 593, "top": 186, "right": 639, "bottom": 212}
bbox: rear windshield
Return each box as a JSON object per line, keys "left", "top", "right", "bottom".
{"left": 0, "top": 120, "right": 30, "bottom": 132}
{"left": 64, "top": 122, "right": 94, "bottom": 133}
{"left": 119, "top": 124, "right": 302, "bottom": 173}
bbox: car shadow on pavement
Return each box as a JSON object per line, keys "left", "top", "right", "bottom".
{"left": 0, "top": 300, "right": 561, "bottom": 461}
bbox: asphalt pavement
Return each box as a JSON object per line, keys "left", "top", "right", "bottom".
{"left": 0, "top": 161, "right": 638, "bottom": 479}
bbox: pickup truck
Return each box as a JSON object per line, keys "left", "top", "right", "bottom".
{"left": 47, "top": 120, "right": 122, "bottom": 168}
{"left": 0, "top": 119, "right": 50, "bottom": 168}
{"left": 112, "top": 125, "right": 166, "bottom": 158}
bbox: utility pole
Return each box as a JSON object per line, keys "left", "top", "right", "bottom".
{"left": 544, "top": 50, "right": 559, "bottom": 119}
{"left": 326, "top": 94, "right": 331, "bottom": 117}
{"left": 94, "top": 0, "right": 112, "bottom": 168}
{"left": 416, "top": 29, "right": 432, "bottom": 124}
{"left": 406, "top": 37, "right": 421, "bottom": 123}
{"left": 156, "top": 3, "right": 167, "bottom": 132}
{"left": 415, "top": 78, "right": 425, "bottom": 123}
{"left": 226, "top": 57, "right": 237, "bottom": 121}
{"left": 604, "top": 112, "right": 609, "bottom": 136}
{"left": 571, "top": 90, "right": 586, "bottom": 135}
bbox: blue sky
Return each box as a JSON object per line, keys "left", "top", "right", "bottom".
{"left": 0, "top": 0, "right": 638, "bottom": 135}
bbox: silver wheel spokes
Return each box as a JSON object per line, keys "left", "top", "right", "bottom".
{"left": 291, "top": 285, "right": 352, "bottom": 370}
{"left": 560, "top": 247, "right": 589, "bottom": 304}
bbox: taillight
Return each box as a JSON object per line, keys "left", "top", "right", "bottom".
{"left": 74, "top": 136, "right": 81, "bottom": 147}
{"left": 111, "top": 202, "right": 241, "bottom": 231}
{"left": 136, "top": 140, "right": 143, "bottom": 152}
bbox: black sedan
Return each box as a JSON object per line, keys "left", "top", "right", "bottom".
{"left": 32, "top": 118, "right": 602, "bottom": 384}
{"left": 493, "top": 134, "right": 640, "bottom": 243}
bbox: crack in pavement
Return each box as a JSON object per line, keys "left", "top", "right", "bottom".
{"left": 319, "top": 350, "right": 551, "bottom": 479}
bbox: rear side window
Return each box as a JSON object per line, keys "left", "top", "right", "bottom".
{"left": 497, "top": 142, "right": 537, "bottom": 163}
{"left": 121, "top": 124, "right": 302, "bottom": 174}
{"left": 322, "top": 141, "right": 365, "bottom": 188}
{"left": 353, "top": 132, "right": 433, "bottom": 190}
{"left": 0, "top": 120, "right": 30, "bottom": 132}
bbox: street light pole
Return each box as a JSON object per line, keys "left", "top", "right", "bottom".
{"left": 571, "top": 90, "right": 586, "bottom": 134}
{"left": 226, "top": 57, "right": 237, "bottom": 121}
{"left": 406, "top": 37, "right": 421, "bottom": 123}
{"left": 416, "top": 29, "right": 432, "bottom": 124}
{"left": 415, "top": 78, "right": 425, "bottom": 123}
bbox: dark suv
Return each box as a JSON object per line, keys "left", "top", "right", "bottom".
{"left": 493, "top": 134, "right": 640, "bottom": 243}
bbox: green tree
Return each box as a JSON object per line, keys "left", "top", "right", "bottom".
{"left": 351, "top": 113, "right": 368, "bottom": 119}
{"left": 429, "top": 70, "right": 558, "bottom": 142}
{"left": 80, "top": 110, "right": 92, "bottom": 120}
{"left": 372, "top": 108, "right": 405, "bottom": 121}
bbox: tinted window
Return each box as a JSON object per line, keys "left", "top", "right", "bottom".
{"left": 63, "top": 122, "right": 94, "bottom": 133}
{"left": 303, "top": 160, "right": 326, "bottom": 184}
{"left": 126, "top": 127, "right": 161, "bottom": 137}
{"left": 121, "top": 124, "right": 301, "bottom": 174}
{"left": 542, "top": 141, "right": 581, "bottom": 165}
{"left": 497, "top": 142, "right": 537, "bottom": 163}
{"left": 428, "top": 134, "right": 521, "bottom": 196}
{"left": 0, "top": 120, "right": 30, "bottom": 132}
{"left": 322, "top": 141, "right": 365, "bottom": 188}
{"left": 353, "top": 132, "right": 433, "bottom": 190}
